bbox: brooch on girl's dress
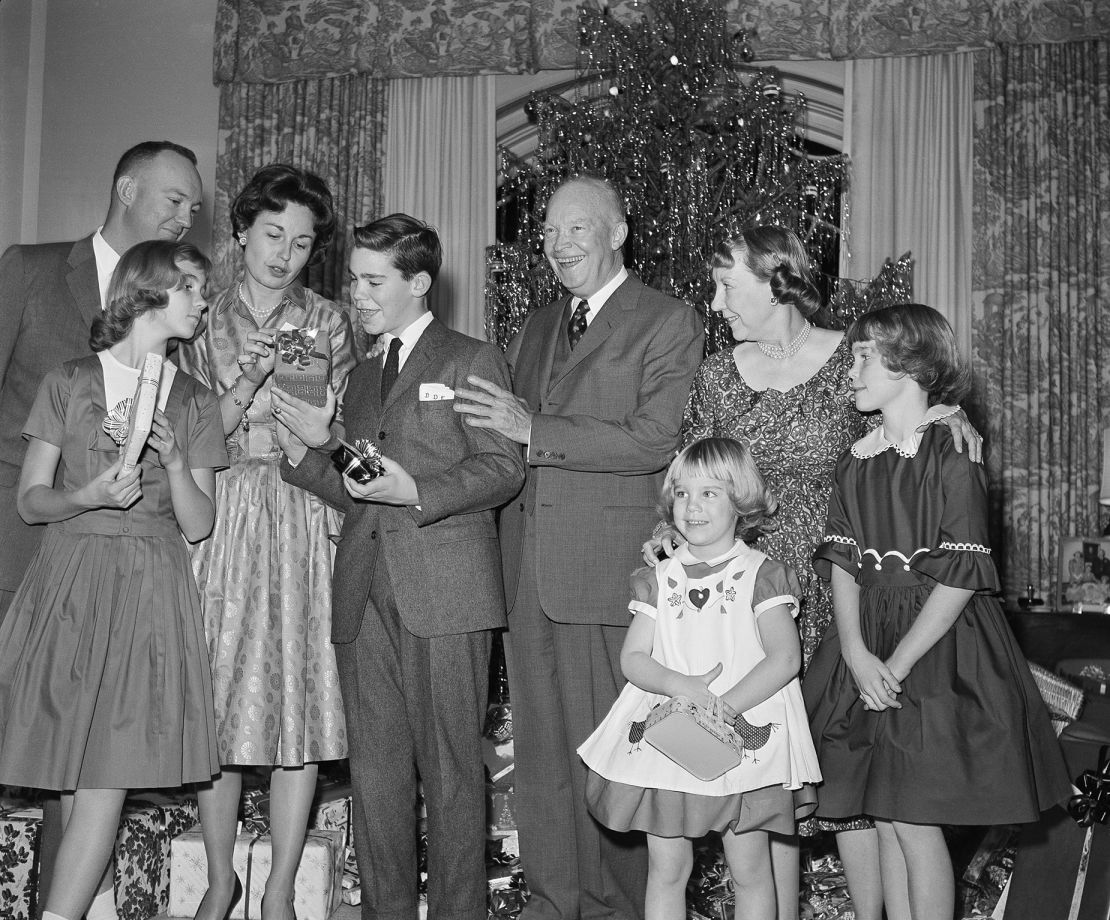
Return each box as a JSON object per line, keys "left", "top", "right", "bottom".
{"left": 102, "top": 398, "right": 133, "bottom": 445}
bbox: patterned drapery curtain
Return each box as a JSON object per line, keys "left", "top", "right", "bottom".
{"left": 213, "top": 0, "right": 1110, "bottom": 82}
{"left": 970, "top": 41, "right": 1110, "bottom": 603}
{"left": 212, "top": 74, "right": 388, "bottom": 303}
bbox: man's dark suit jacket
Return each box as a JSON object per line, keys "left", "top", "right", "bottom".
{"left": 498, "top": 273, "right": 704, "bottom": 627}
{"left": 0, "top": 236, "right": 100, "bottom": 594}
{"left": 283, "top": 316, "right": 525, "bottom": 642}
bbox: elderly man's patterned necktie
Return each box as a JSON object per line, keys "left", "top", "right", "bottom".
{"left": 567, "top": 299, "right": 590, "bottom": 349}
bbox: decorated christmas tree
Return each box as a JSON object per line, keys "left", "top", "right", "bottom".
{"left": 486, "top": 0, "right": 880, "bottom": 352}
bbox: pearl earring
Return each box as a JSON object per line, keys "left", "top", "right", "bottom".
{"left": 238, "top": 236, "right": 246, "bottom": 246}
{"left": 770, "top": 296, "right": 778, "bottom": 305}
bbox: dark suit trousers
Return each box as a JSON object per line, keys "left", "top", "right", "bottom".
{"left": 335, "top": 559, "right": 490, "bottom": 920}
{"left": 504, "top": 526, "right": 647, "bottom": 920}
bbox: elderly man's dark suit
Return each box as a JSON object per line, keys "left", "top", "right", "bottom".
{"left": 283, "top": 316, "right": 524, "bottom": 920}
{"left": 499, "top": 273, "right": 703, "bottom": 920}
{"left": 0, "top": 236, "right": 101, "bottom": 615}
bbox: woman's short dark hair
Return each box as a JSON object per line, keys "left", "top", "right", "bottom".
{"left": 230, "top": 164, "right": 336, "bottom": 259}
{"left": 351, "top": 213, "right": 442, "bottom": 285}
{"left": 712, "top": 226, "right": 823, "bottom": 317}
{"left": 90, "top": 240, "right": 211, "bottom": 351}
{"left": 847, "top": 303, "right": 971, "bottom": 405}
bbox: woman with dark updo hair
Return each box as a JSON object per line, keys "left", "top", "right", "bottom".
{"left": 645, "top": 227, "right": 982, "bottom": 920}
{"left": 177, "top": 164, "right": 355, "bottom": 920}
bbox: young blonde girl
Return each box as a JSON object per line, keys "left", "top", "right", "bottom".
{"left": 579, "top": 437, "right": 821, "bottom": 920}
{"left": 0, "top": 240, "right": 226, "bottom": 920}
{"left": 804, "top": 303, "right": 1070, "bottom": 920}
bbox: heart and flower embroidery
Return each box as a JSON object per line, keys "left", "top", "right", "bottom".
{"left": 666, "top": 569, "right": 743, "bottom": 618}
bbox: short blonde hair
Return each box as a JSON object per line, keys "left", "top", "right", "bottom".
{"left": 660, "top": 437, "right": 778, "bottom": 542}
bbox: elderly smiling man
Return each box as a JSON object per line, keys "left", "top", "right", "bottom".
{"left": 455, "top": 174, "right": 703, "bottom": 920}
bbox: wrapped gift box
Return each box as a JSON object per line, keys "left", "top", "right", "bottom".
{"left": 242, "top": 781, "right": 351, "bottom": 849}
{"left": 114, "top": 794, "right": 199, "bottom": 920}
{"left": 273, "top": 327, "right": 331, "bottom": 407}
{"left": 488, "top": 787, "right": 515, "bottom": 835}
{"left": 311, "top": 781, "right": 352, "bottom": 850}
{"left": 1007, "top": 739, "right": 1110, "bottom": 920}
{"left": 958, "top": 825, "right": 1019, "bottom": 919}
{"left": 169, "top": 828, "right": 343, "bottom": 920}
{"left": 0, "top": 807, "right": 42, "bottom": 920}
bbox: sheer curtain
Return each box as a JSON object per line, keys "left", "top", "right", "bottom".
{"left": 213, "top": 75, "right": 388, "bottom": 300}
{"left": 381, "top": 76, "right": 496, "bottom": 339}
{"left": 841, "top": 52, "right": 974, "bottom": 349}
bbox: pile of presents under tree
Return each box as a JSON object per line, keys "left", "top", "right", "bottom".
{"left": 1, "top": 646, "right": 1108, "bottom": 920}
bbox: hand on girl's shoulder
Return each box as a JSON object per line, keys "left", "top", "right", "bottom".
{"left": 629, "top": 565, "right": 659, "bottom": 605}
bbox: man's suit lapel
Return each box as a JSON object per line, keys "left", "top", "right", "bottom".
{"left": 66, "top": 236, "right": 102, "bottom": 328}
{"left": 536, "top": 297, "right": 568, "bottom": 396}
{"left": 548, "top": 278, "right": 637, "bottom": 389}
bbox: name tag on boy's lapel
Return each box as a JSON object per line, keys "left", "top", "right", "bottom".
{"left": 419, "top": 383, "right": 455, "bottom": 402}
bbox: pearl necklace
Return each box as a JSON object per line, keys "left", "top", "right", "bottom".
{"left": 239, "top": 281, "right": 277, "bottom": 323}
{"left": 757, "top": 322, "right": 813, "bottom": 360}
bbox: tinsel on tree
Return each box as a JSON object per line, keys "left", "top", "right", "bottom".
{"left": 487, "top": 0, "right": 911, "bottom": 351}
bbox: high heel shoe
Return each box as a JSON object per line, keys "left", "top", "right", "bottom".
{"left": 194, "top": 873, "right": 243, "bottom": 920}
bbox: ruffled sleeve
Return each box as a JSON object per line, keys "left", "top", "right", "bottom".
{"left": 911, "top": 437, "right": 1000, "bottom": 592}
{"left": 629, "top": 565, "right": 660, "bottom": 619}
{"left": 752, "top": 558, "right": 802, "bottom": 619}
{"left": 812, "top": 450, "right": 859, "bottom": 581}
{"left": 22, "top": 363, "right": 72, "bottom": 448}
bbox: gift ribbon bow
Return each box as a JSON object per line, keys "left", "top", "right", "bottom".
{"left": 241, "top": 789, "right": 270, "bottom": 837}
{"left": 1067, "top": 744, "right": 1110, "bottom": 828}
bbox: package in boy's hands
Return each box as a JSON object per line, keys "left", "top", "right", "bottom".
{"left": 643, "top": 696, "right": 744, "bottom": 781}
{"left": 330, "top": 438, "right": 384, "bottom": 484}
{"left": 119, "top": 352, "right": 163, "bottom": 473}
{"left": 274, "top": 327, "right": 331, "bottom": 406}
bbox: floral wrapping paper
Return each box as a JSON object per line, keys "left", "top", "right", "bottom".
{"left": 114, "top": 797, "right": 200, "bottom": 920}
{"left": 169, "top": 828, "right": 344, "bottom": 920}
{"left": 0, "top": 808, "right": 41, "bottom": 920}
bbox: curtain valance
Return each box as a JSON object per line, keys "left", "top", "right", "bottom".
{"left": 214, "top": 0, "right": 1108, "bottom": 83}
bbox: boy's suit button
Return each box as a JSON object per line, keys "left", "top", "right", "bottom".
{"left": 370, "top": 530, "right": 378, "bottom": 540}
{"left": 379, "top": 430, "right": 387, "bottom": 440}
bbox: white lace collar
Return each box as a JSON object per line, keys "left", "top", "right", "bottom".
{"left": 673, "top": 539, "right": 751, "bottom": 568}
{"left": 851, "top": 404, "right": 960, "bottom": 459}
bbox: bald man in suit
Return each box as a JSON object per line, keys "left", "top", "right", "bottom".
{"left": 0, "top": 140, "right": 203, "bottom": 619}
{"left": 456, "top": 176, "right": 703, "bottom": 920}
